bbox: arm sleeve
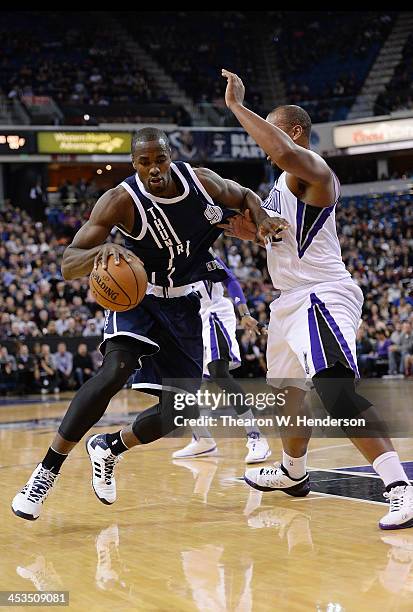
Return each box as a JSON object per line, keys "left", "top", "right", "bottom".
{"left": 216, "top": 257, "right": 246, "bottom": 305}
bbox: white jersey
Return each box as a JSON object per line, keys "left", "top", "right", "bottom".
{"left": 263, "top": 171, "right": 351, "bottom": 291}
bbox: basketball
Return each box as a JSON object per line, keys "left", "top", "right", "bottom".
{"left": 89, "top": 255, "right": 148, "bottom": 311}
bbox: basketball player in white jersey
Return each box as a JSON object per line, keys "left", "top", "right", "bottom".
{"left": 172, "top": 253, "right": 271, "bottom": 463}
{"left": 220, "top": 69, "right": 413, "bottom": 530}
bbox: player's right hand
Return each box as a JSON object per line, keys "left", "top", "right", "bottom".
{"left": 241, "top": 314, "right": 261, "bottom": 335}
{"left": 257, "top": 216, "right": 290, "bottom": 243}
{"left": 94, "top": 244, "right": 142, "bottom": 270}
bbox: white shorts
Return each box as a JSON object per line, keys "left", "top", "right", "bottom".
{"left": 200, "top": 296, "right": 241, "bottom": 377}
{"left": 266, "top": 279, "right": 363, "bottom": 389}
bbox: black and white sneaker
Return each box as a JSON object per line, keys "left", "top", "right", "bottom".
{"left": 11, "top": 464, "right": 59, "bottom": 521}
{"left": 86, "top": 434, "right": 121, "bottom": 505}
{"left": 379, "top": 485, "right": 413, "bottom": 530}
{"left": 244, "top": 462, "right": 310, "bottom": 496}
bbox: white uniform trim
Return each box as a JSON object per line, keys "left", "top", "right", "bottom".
{"left": 147, "top": 223, "right": 163, "bottom": 249}
{"left": 151, "top": 200, "right": 182, "bottom": 245}
{"left": 146, "top": 283, "right": 194, "bottom": 297}
{"left": 132, "top": 382, "right": 188, "bottom": 393}
{"left": 118, "top": 181, "right": 147, "bottom": 240}
{"left": 103, "top": 331, "right": 159, "bottom": 347}
{"left": 134, "top": 162, "right": 189, "bottom": 204}
{"left": 184, "top": 163, "right": 215, "bottom": 205}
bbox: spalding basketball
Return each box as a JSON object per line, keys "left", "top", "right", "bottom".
{"left": 89, "top": 255, "right": 148, "bottom": 312}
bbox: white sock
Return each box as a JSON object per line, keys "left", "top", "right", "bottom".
{"left": 282, "top": 451, "right": 307, "bottom": 479}
{"left": 372, "top": 451, "right": 409, "bottom": 488}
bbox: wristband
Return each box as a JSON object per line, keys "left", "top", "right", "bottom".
{"left": 241, "top": 312, "right": 251, "bottom": 318}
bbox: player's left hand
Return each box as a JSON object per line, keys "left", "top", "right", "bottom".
{"left": 222, "top": 69, "right": 245, "bottom": 109}
{"left": 218, "top": 211, "right": 256, "bottom": 241}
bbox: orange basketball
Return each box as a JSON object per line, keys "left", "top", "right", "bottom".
{"left": 89, "top": 255, "right": 147, "bottom": 312}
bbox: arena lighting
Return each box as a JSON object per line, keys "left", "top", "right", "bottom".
{"left": 106, "top": 165, "right": 112, "bottom": 170}
{"left": 84, "top": 114, "right": 90, "bottom": 121}
{"left": 96, "top": 169, "right": 102, "bottom": 174}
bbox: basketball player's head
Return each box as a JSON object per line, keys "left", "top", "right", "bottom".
{"left": 266, "top": 105, "right": 311, "bottom": 165}
{"left": 131, "top": 127, "right": 172, "bottom": 195}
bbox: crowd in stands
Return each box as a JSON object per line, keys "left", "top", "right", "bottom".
{"left": 1, "top": 180, "right": 413, "bottom": 394}
{"left": 121, "top": 12, "right": 264, "bottom": 115}
{"left": 271, "top": 11, "right": 395, "bottom": 122}
{"left": 1, "top": 12, "right": 179, "bottom": 125}
{"left": 3, "top": 11, "right": 410, "bottom": 126}
{"left": 375, "top": 32, "right": 413, "bottom": 116}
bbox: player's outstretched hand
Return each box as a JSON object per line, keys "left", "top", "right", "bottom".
{"left": 222, "top": 69, "right": 245, "bottom": 109}
{"left": 94, "top": 244, "right": 142, "bottom": 270}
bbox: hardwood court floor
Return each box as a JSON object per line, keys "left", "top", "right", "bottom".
{"left": 1, "top": 388, "right": 413, "bottom": 611}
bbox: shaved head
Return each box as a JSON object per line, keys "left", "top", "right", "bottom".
{"left": 132, "top": 127, "right": 170, "bottom": 155}
{"left": 267, "top": 105, "right": 312, "bottom": 139}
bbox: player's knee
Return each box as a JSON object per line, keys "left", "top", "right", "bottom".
{"left": 207, "top": 359, "right": 230, "bottom": 380}
{"left": 312, "top": 362, "right": 371, "bottom": 419}
{"left": 132, "top": 392, "right": 199, "bottom": 444}
{"left": 97, "top": 350, "right": 137, "bottom": 392}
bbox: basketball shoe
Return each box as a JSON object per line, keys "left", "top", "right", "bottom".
{"left": 11, "top": 464, "right": 59, "bottom": 521}
{"left": 244, "top": 462, "right": 310, "bottom": 496}
{"left": 172, "top": 435, "right": 217, "bottom": 459}
{"left": 86, "top": 434, "right": 122, "bottom": 505}
{"left": 379, "top": 485, "right": 413, "bottom": 530}
{"left": 244, "top": 432, "right": 271, "bottom": 464}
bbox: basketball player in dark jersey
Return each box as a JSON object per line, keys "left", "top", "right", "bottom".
{"left": 12, "top": 127, "right": 288, "bottom": 521}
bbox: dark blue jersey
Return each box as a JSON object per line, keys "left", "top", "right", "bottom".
{"left": 117, "top": 161, "right": 236, "bottom": 287}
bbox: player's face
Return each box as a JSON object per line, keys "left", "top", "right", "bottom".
{"left": 266, "top": 112, "right": 300, "bottom": 167}
{"left": 132, "top": 140, "right": 172, "bottom": 195}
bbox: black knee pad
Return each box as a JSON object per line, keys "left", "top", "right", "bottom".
{"left": 313, "top": 362, "right": 372, "bottom": 419}
{"left": 97, "top": 348, "right": 137, "bottom": 393}
{"left": 132, "top": 391, "right": 199, "bottom": 444}
{"left": 57, "top": 344, "right": 140, "bottom": 443}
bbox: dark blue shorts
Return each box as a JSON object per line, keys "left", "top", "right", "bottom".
{"left": 102, "top": 292, "right": 203, "bottom": 394}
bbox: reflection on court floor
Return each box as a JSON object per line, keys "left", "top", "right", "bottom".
{"left": 2, "top": 390, "right": 413, "bottom": 611}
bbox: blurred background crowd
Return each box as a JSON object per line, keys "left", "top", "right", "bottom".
{"left": 1, "top": 178, "right": 412, "bottom": 395}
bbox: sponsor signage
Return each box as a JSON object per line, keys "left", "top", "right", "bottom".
{"left": 334, "top": 118, "right": 413, "bottom": 148}
{"left": 0, "top": 132, "right": 36, "bottom": 154}
{"left": 37, "top": 131, "right": 132, "bottom": 154}
{"left": 169, "top": 129, "right": 266, "bottom": 161}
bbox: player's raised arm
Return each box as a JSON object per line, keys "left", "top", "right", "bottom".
{"left": 61, "top": 186, "right": 138, "bottom": 280}
{"left": 194, "top": 166, "right": 289, "bottom": 242}
{"left": 221, "top": 69, "right": 333, "bottom": 197}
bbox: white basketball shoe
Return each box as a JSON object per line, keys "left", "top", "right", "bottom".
{"left": 86, "top": 434, "right": 122, "bottom": 505}
{"left": 172, "top": 435, "right": 217, "bottom": 459}
{"left": 244, "top": 462, "right": 310, "bottom": 497}
{"left": 244, "top": 432, "right": 271, "bottom": 464}
{"left": 12, "top": 464, "right": 59, "bottom": 521}
{"left": 379, "top": 485, "right": 413, "bottom": 530}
